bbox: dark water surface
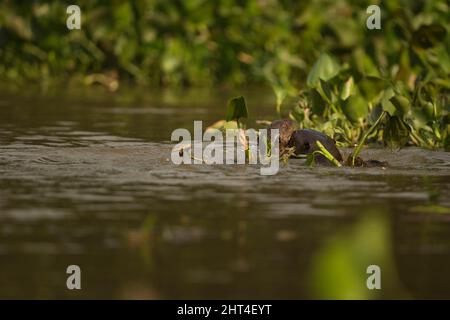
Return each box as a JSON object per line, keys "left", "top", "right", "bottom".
{"left": 0, "top": 88, "right": 449, "bottom": 299}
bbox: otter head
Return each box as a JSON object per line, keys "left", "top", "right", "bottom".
{"left": 267, "top": 119, "right": 296, "bottom": 154}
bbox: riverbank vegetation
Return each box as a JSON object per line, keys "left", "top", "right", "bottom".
{"left": 0, "top": 0, "right": 448, "bottom": 149}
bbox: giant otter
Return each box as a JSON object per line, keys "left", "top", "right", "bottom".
{"left": 266, "top": 119, "right": 386, "bottom": 167}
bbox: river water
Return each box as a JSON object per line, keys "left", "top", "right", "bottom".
{"left": 0, "top": 88, "right": 449, "bottom": 299}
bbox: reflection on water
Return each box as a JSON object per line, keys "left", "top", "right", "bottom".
{"left": 0, "top": 88, "right": 449, "bottom": 299}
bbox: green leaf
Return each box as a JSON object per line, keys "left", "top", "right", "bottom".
{"left": 310, "top": 214, "right": 395, "bottom": 299}
{"left": 381, "top": 87, "right": 396, "bottom": 116}
{"left": 352, "top": 48, "right": 380, "bottom": 78}
{"left": 307, "top": 53, "right": 340, "bottom": 88}
{"left": 358, "top": 76, "right": 386, "bottom": 103}
{"left": 341, "top": 94, "right": 368, "bottom": 123}
{"left": 226, "top": 96, "right": 248, "bottom": 122}
{"left": 389, "top": 95, "right": 410, "bottom": 116}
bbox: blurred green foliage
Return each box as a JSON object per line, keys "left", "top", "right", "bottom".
{"left": 309, "top": 213, "right": 406, "bottom": 299}
{"left": 0, "top": 0, "right": 448, "bottom": 149}
{"left": 0, "top": 1, "right": 446, "bottom": 87}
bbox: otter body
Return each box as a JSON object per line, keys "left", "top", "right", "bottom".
{"left": 266, "top": 120, "right": 342, "bottom": 164}
{"left": 266, "top": 119, "right": 385, "bottom": 167}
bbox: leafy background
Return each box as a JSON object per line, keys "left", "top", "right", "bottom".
{"left": 0, "top": 0, "right": 448, "bottom": 149}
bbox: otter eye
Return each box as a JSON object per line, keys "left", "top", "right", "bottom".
{"left": 304, "top": 142, "right": 310, "bottom": 150}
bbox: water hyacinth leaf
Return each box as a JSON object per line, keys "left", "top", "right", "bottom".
{"left": 430, "top": 46, "right": 450, "bottom": 75}
{"left": 341, "top": 94, "right": 368, "bottom": 123}
{"left": 381, "top": 87, "right": 396, "bottom": 116}
{"left": 352, "top": 48, "right": 380, "bottom": 78}
{"left": 358, "top": 76, "right": 386, "bottom": 103}
{"left": 412, "top": 24, "right": 447, "bottom": 49}
{"left": 226, "top": 96, "right": 248, "bottom": 122}
{"left": 389, "top": 95, "right": 410, "bottom": 116}
{"left": 329, "top": 18, "right": 361, "bottom": 48}
{"left": 306, "top": 52, "right": 340, "bottom": 88}
{"left": 383, "top": 115, "right": 411, "bottom": 149}
{"left": 392, "top": 80, "right": 411, "bottom": 98}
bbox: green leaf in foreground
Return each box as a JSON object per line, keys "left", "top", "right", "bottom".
{"left": 309, "top": 214, "right": 402, "bottom": 299}
{"left": 226, "top": 96, "right": 248, "bottom": 122}
{"left": 306, "top": 141, "right": 342, "bottom": 167}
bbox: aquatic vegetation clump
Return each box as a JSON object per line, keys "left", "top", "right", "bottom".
{"left": 284, "top": 49, "right": 449, "bottom": 151}
{"left": 0, "top": 1, "right": 448, "bottom": 150}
